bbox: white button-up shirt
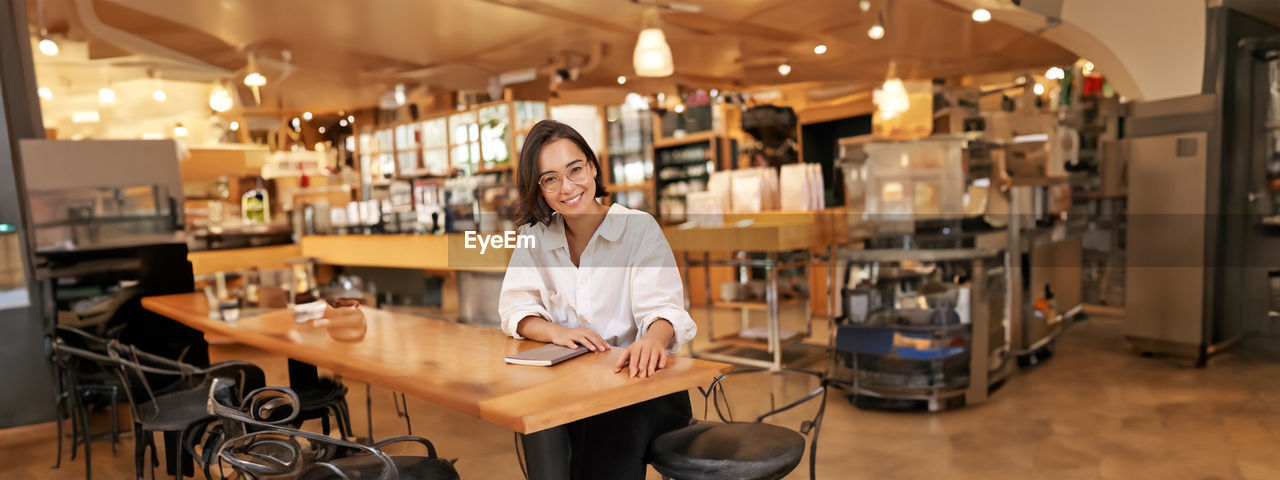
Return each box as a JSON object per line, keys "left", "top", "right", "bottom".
{"left": 498, "top": 203, "right": 696, "bottom": 354}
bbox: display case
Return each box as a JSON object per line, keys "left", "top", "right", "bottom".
{"left": 653, "top": 133, "right": 736, "bottom": 222}
{"left": 831, "top": 248, "right": 1010, "bottom": 411}
{"left": 606, "top": 102, "right": 655, "bottom": 211}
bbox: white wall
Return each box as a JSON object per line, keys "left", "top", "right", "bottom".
{"left": 1057, "top": 0, "right": 1206, "bottom": 101}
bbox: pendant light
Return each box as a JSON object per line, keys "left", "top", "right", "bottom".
{"left": 633, "top": 8, "right": 674, "bottom": 78}
{"left": 243, "top": 53, "right": 266, "bottom": 105}
{"left": 874, "top": 61, "right": 909, "bottom": 119}
{"left": 209, "top": 82, "right": 233, "bottom": 112}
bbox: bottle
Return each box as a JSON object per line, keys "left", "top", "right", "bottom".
{"left": 241, "top": 177, "right": 271, "bottom": 225}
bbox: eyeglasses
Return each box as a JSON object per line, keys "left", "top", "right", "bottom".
{"left": 538, "top": 161, "right": 591, "bottom": 193}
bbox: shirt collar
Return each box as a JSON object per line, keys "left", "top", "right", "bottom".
{"left": 538, "top": 203, "right": 627, "bottom": 250}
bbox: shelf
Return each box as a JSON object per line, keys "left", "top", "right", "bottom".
{"left": 474, "top": 163, "right": 515, "bottom": 174}
{"left": 658, "top": 158, "right": 713, "bottom": 168}
{"left": 711, "top": 331, "right": 807, "bottom": 350}
{"left": 607, "top": 181, "right": 653, "bottom": 192}
{"left": 711, "top": 297, "right": 801, "bottom": 311}
{"left": 653, "top": 131, "right": 718, "bottom": 149}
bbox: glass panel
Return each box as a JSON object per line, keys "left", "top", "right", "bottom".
{"left": 421, "top": 118, "right": 448, "bottom": 149}
{"left": 397, "top": 151, "right": 419, "bottom": 174}
{"left": 358, "top": 133, "right": 373, "bottom": 153}
{"left": 479, "top": 104, "right": 511, "bottom": 167}
{"left": 424, "top": 148, "right": 448, "bottom": 175}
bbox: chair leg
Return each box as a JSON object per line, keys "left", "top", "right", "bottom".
{"left": 78, "top": 398, "right": 92, "bottom": 480}
{"left": 321, "top": 413, "right": 331, "bottom": 436}
{"left": 173, "top": 430, "right": 183, "bottom": 480}
{"left": 132, "top": 425, "right": 143, "bottom": 480}
{"left": 109, "top": 388, "right": 119, "bottom": 457}
{"left": 69, "top": 395, "right": 81, "bottom": 461}
{"left": 53, "top": 390, "right": 66, "bottom": 469}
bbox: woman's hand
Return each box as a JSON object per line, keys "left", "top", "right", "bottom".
{"left": 615, "top": 319, "right": 675, "bottom": 378}
{"left": 549, "top": 325, "right": 611, "bottom": 352}
{"left": 614, "top": 337, "right": 667, "bottom": 378}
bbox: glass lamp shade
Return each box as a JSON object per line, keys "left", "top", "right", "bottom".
{"left": 874, "top": 77, "right": 910, "bottom": 119}
{"left": 633, "top": 28, "right": 674, "bottom": 78}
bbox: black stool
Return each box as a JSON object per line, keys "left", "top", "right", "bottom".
{"left": 648, "top": 369, "right": 827, "bottom": 480}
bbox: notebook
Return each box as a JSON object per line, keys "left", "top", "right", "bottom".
{"left": 504, "top": 344, "right": 590, "bottom": 367}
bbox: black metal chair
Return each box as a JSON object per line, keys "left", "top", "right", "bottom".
{"left": 206, "top": 378, "right": 460, "bottom": 480}
{"left": 47, "top": 326, "right": 127, "bottom": 480}
{"left": 104, "top": 342, "right": 266, "bottom": 480}
{"left": 647, "top": 369, "right": 828, "bottom": 480}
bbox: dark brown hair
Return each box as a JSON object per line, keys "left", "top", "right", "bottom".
{"left": 515, "top": 120, "right": 609, "bottom": 226}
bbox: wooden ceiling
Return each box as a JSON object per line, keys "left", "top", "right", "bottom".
{"left": 29, "top": 0, "right": 1078, "bottom": 114}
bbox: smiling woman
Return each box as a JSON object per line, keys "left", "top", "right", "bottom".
{"left": 499, "top": 119, "right": 696, "bottom": 479}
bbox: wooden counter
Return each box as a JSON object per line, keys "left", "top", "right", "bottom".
{"left": 300, "top": 234, "right": 511, "bottom": 271}
{"left": 142, "top": 293, "right": 732, "bottom": 434}
{"left": 188, "top": 244, "right": 302, "bottom": 276}
{"left": 664, "top": 210, "right": 851, "bottom": 253}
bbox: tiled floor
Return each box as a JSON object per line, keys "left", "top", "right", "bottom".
{"left": 4, "top": 309, "right": 1280, "bottom": 479}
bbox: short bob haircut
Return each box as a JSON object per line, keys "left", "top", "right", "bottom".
{"left": 515, "top": 120, "right": 609, "bottom": 227}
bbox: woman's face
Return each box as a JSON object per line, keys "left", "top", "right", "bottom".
{"left": 537, "top": 138, "right": 600, "bottom": 216}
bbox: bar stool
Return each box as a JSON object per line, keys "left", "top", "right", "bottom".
{"left": 647, "top": 369, "right": 827, "bottom": 480}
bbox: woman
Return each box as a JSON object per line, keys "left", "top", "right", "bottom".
{"left": 498, "top": 120, "right": 697, "bottom": 480}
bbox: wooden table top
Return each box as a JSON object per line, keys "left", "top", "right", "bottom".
{"left": 142, "top": 293, "right": 732, "bottom": 434}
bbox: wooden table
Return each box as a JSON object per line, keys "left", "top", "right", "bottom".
{"left": 142, "top": 293, "right": 732, "bottom": 434}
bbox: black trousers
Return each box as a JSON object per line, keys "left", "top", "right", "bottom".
{"left": 522, "top": 390, "right": 692, "bottom": 480}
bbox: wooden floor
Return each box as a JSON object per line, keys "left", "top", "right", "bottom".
{"left": 4, "top": 309, "right": 1280, "bottom": 479}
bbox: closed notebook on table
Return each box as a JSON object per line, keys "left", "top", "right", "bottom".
{"left": 504, "top": 344, "right": 590, "bottom": 366}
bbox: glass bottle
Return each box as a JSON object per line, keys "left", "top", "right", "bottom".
{"left": 241, "top": 177, "right": 270, "bottom": 225}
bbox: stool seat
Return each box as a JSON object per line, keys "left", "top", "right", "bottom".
{"left": 649, "top": 421, "right": 806, "bottom": 480}
{"left": 322, "top": 454, "right": 459, "bottom": 480}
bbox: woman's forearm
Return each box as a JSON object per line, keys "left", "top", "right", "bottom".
{"left": 644, "top": 319, "right": 675, "bottom": 347}
{"left": 516, "top": 315, "right": 562, "bottom": 343}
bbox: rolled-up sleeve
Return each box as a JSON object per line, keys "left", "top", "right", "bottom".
{"left": 498, "top": 228, "right": 550, "bottom": 340}
{"left": 630, "top": 217, "right": 697, "bottom": 354}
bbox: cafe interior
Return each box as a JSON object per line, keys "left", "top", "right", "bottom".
{"left": 2, "top": 0, "right": 1280, "bottom": 479}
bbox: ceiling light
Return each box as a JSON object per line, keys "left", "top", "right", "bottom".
{"left": 674, "top": 103, "right": 685, "bottom": 114}
{"left": 874, "top": 62, "right": 909, "bottom": 120}
{"left": 173, "top": 123, "right": 188, "bottom": 138}
{"left": 209, "top": 84, "right": 233, "bottom": 112}
{"left": 633, "top": 9, "right": 674, "bottom": 78}
{"left": 868, "top": 24, "right": 885, "bottom": 40}
{"left": 709, "top": 88, "right": 718, "bottom": 97}
{"left": 347, "top": 115, "right": 355, "bottom": 123}
{"left": 318, "top": 126, "right": 326, "bottom": 134}
{"left": 243, "top": 72, "right": 266, "bottom": 87}
{"left": 394, "top": 84, "right": 407, "bottom": 106}
{"left": 617, "top": 75, "right": 627, "bottom": 85}
{"left": 339, "top": 119, "right": 348, "bottom": 127}
{"left": 1033, "top": 83, "right": 1045, "bottom": 95}
{"left": 859, "top": 0, "right": 871, "bottom": 12}
{"left": 1082, "top": 60, "right": 1095, "bottom": 75}
{"left": 72, "top": 111, "right": 100, "bottom": 123}
{"left": 778, "top": 63, "right": 792, "bottom": 76}
{"left": 972, "top": 8, "right": 991, "bottom": 23}
{"left": 37, "top": 86, "right": 52, "bottom": 100}
{"left": 229, "top": 121, "right": 239, "bottom": 131}
{"left": 813, "top": 44, "right": 828, "bottom": 55}
{"left": 38, "top": 37, "right": 58, "bottom": 56}
{"left": 291, "top": 117, "right": 301, "bottom": 130}
{"left": 153, "top": 89, "right": 166, "bottom": 102}
{"left": 303, "top": 111, "right": 313, "bottom": 121}
{"left": 1046, "top": 66, "right": 1065, "bottom": 80}
{"left": 98, "top": 87, "right": 116, "bottom": 105}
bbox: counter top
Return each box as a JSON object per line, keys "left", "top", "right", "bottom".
{"left": 143, "top": 293, "right": 732, "bottom": 433}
